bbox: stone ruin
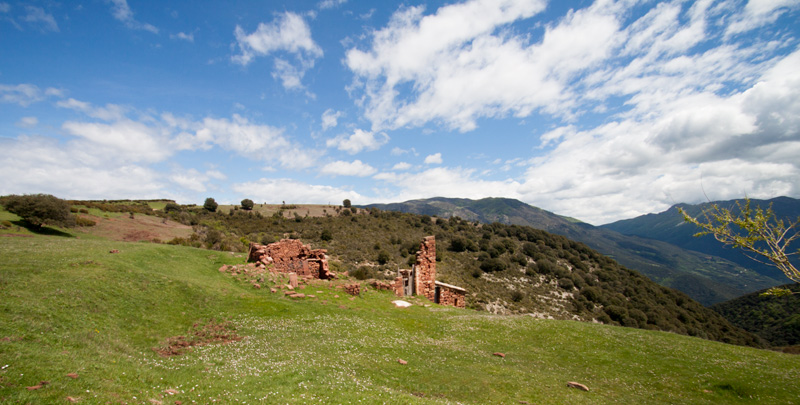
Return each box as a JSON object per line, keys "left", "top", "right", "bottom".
{"left": 248, "top": 239, "right": 334, "bottom": 280}
{"left": 393, "top": 236, "right": 466, "bottom": 308}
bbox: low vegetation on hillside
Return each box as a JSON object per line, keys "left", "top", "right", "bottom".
{"left": 0, "top": 233, "right": 798, "bottom": 404}
{"left": 711, "top": 283, "right": 800, "bottom": 350}
{"left": 103, "top": 201, "right": 762, "bottom": 348}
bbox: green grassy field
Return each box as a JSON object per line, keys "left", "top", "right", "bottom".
{"left": 1, "top": 230, "right": 799, "bottom": 404}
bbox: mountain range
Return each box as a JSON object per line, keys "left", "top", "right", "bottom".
{"left": 365, "top": 197, "right": 796, "bottom": 306}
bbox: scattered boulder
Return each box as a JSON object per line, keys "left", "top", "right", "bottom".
{"left": 493, "top": 352, "right": 506, "bottom": 358}
{"left": 392, "top": 300, "right": 412, "bottom": 308}
{"left": 66, "top": 373, "right": 78, "bottom": 379}
{"left": 343, "top": 283, "right": 360, "bottom": 296}
{"left": 109, "top": 249, "right": 119, "bottom": 254}
{"left": 398, "top": 358, "right": 408, "bottom": 365}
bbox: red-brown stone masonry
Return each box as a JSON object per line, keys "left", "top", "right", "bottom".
{"left": 414, "top": 236, "right": 437, "bottom": 302}
{"left": 437, "top": 286, "right": 466, "bottom": 308}
{"left": 392, "top": 276, "right": 404, "bottom": 297}
{"left": 248, "top": 239, "right": 333, "bottom": 279}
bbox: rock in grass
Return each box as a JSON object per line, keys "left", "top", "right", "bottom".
{"left": 66, "top": 373, "right": 79, "bottom": 379}
{"left": 493, "top": 352, "right": 506, "bottom": 358}
{"left": 566, "top": 381, "right": 589, "bottom": 391}
{"left": 398, "top": 358, "right": 408, "bottom": 365}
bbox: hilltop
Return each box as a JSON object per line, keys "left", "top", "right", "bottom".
{"left": 365, "top": 197, "right": 782, "bottom": 305}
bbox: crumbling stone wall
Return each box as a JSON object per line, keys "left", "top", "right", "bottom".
{"left": 248, "top": 239, "right": 334, "bottom": 279}
{"left": 414, "top": 236, "right": 437, "bottom": 302}
{"left": 435, "top": 281, "right": 466, "bottom": 308}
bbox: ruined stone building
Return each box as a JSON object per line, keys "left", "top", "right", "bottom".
{"left": 394, "top": 236, "right": 466, "bottom": 308}
{"left": 248, "top": 239, "right": 334, "bottom": 279}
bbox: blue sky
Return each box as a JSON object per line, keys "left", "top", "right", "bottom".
{"left": 1, "top": 0, "right": 799, "bottom": 224}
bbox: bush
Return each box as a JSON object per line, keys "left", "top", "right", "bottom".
{"left": 1, "top": 194, "right": 74, "bottom": 228}
{"left": 203, "top": 198, "right": 218, "bottom": 212}
{"left": 320, "top": 229, "right": 333, "bottom": 241}
{"left": 377, "top": 251, "right": 391, "bottom": 265}
{"left": 164, "top": 202, "right": 182, "bottom": 213}
{"left": 557, "top": 277, "right": 574, "bottom": 290}
{"left": 343, "top": 199, "right": 351, "bottom": 208}
{"left": 241, "top": 199, "right": 254, "bottom": 210}
{"left": 480, "top": 258, "right": 507, "bottom": 272}
{"left": 75, "top": 216, "right": 96, "bottom": 227}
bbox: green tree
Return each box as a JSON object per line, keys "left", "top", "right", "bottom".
{"left": 204, "top": 197, "right": 218, "bottom": 212}
{"left": 240, "top": 198, "right": 254, "bottom": 211}
{"left": 1, "top": 194, "right": 74, "bottom": 228}
{"left": 343, "top": 199, "right": 351, "bottom": 208}
{"left": 680, "top": 198, "right": 799, "bottom": 296}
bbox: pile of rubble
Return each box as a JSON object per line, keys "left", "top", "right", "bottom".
{"left": 247, "top": 239, "right": 334, "bottom": 279}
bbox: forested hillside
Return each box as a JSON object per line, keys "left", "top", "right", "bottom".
{"left": 365, "top": 197, "right": 779, "bottom": 305}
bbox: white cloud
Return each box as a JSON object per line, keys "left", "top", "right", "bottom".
{"left": 0, "top": 83, "right": 61, "bottom": 106}
{"left": 516, "top": 48, "right": 800, "bottom": 224}
{"left": 321, "top": 108, "right": 343, "bottom": 130}
{"left": 319, "top": 0, "right": 347, "bottom": 10}
{"left": 0, "top": 3, "right": 10, "bottom": 13}
{"left": 56, "top": 98, "right": 127, "bottom": 121}
{"left": 0, "top": 135, "right": 166, "bottom": 199}
{"left": 232, "top": 12, "right": 322, "bottom": 90}
{"left": 372, "top": 166, "right": 520, "bottom": 202}
{"left": 171, "top": 32, "right": 194, "bottom": 42}
{"left": 107, "top": 0, "right": 158, "bottom": 33}
{"left": 22, "top": 6, "right": 58, "bottom": 32}
{"left": 326, "top": 128, "right": 389, "bottom": 154}
{"left": 392, "top": 162, "right": 411, "bottom": 171}
{"left": 168, "top": 168, "right": 225, "bottom": 193}
{"left": 320, "top": 160, "right": 376, "bottom": 177}
{"left": 424, "top": 153, "right": 442, "bottom": 164}
{"left": 62, "top": 120, "right": 171, "bottom": 164}
{"left": 15, "top": 116, "right": 38, "bottom": 128}
{"left": 232, "top": 178, "right": 363, "bottom": 204}
{"left": 726, "top": 0, "right": 800, "bottom": 36}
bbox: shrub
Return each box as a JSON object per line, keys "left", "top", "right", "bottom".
{"left": 377, "top": 251, "right": 391, "bottom": 265}
{"left": 203, "top": 198, "right": 218, "bottom": 212}
{"left": 557, "top": 277, "right": 574, "bottom": 290}
{"left": 1, "top": 194, "right": 74, "bottom": 228}
{"left": 241, "top": 199, "right": 254, "bottom": 210}
{"left": 164, "top": 202, "right": 182, "bottom": 213}
{"left": 75, "top": 216, "right": 96, "bottom": 227}
{"left": 320, "top": 229, "right": 333, "bottom": 241}
{"left": 511, "top": 290, "right": 524, "bottom": 302}
{"left": 343, "top": 199, "right": 351, "bottom": 208}
{"left": 480, "top": 258, "right": 507, "bottom": 272}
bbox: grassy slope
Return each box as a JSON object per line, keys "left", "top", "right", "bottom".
{"left": 1, "top": 231, "right": 800, "bottom": 404}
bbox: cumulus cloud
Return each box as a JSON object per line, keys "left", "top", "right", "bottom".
{"left": 107, "top": 0, "right": 158, "bottom": 33}
{"left": 0, "top": 83, "right": 61, "bottom": 106}
{"left": 15, "top": 116, "right": 38, "bottom": 128}
{"left": 321, "top": 108, "right": 343, "bottom": 131}
{"left": 232, "top": 178, "right": 363, "bottom": 204}
{"left": 171, "top": 32, "right": 194, "bottom": 42}
{"left": 168, "top": 168, "right": 225, "bottom": 193}
{"left": 392, "top": 162, "right": 411, "bottom": 171}
{"left": 423, "top": 153, "right": 442, "bottom": 164}
{"left": 22, "top": 5, "right": 58, "bottom": 32}
{"left": 326, "top": 128, "right": 389, "bottom": 154}
{"left": 56, "top": 98, "right": 127, "bottom": 121}
{"left": 319, "top": 0, "right": 347, "bottom": 10}
{"left": 372, "top": 166, "right": 521, "bottom": 202}
{"left": 0, "top": 135, "right": 166, "bottom": 199}
{"left": 320, "top": 160, "right": 376, "bottom": 177}
{"left": 232, "top": 12, "right": 322, "bottom": 90}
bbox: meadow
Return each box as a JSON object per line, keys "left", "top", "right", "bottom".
{"left": 1, "top": 226, "right": 799, "bottom": 404}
